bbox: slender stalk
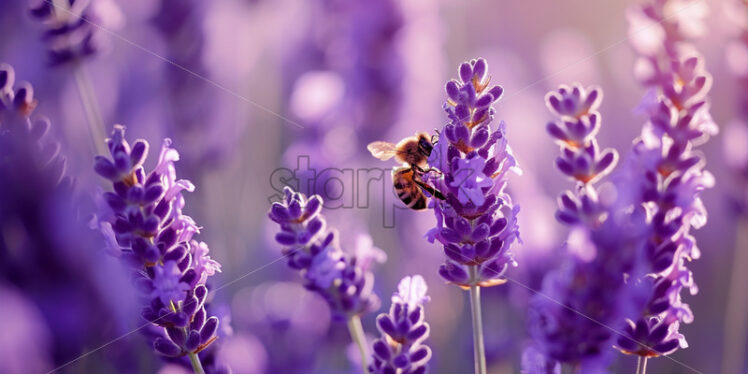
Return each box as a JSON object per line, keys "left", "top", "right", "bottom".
{"left": 188, "top": 352, "right": 205, "bottom": 374}
{"left": 73, "top": 64, "right": 108, "bottom": 155}
{"left": 635, "top": 356, "right": 648, "bottom": 374}
{"left": 468, "top": 266, "right": 487, "bottom": 374}
{"left": 347, "top": 315, "right": 369, "bottom": 373}
{"left": 721, "top": 216, "right": 748, "bottom": 374}
{"left": 50, "top": 0, "right": 107, "bottom": 155}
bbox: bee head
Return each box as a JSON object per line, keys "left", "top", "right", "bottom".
{"left": 417, "top": 133, "right": 433, "bottom": 157}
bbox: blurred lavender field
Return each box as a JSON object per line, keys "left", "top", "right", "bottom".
{"left": 0, "top": 0, "right": 746, "bottom": 373}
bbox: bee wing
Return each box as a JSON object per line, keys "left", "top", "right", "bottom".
{"left": 367, "top": 141, "right": 398, "bottom": 161}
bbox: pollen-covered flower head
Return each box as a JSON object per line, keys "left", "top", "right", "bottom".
{"left": 426, "top": 58, "right": 522, "bottom": 289}
{"left": 450, "top": 154, "right": 493, "bottom": 206}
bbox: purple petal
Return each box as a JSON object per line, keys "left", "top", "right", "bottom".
{"left": 199, "top": 316, "right": 219, "bottom": 344}
{"left": 154, "top": 337, "right": 182, "bottom": 357}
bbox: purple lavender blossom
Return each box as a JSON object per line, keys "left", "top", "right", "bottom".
{"left": 523, "top": 83, "right": 644, "bottom": 372}
{"left": 93, "top": 126, "right": 222, "bottom": 366}
{"left": 426, "top": 58, "right": 521, "bottom": 289}
{"left": 544, "top": 84, "right": 618, "bottom": 226}
{"left": 0, "top": 63, "right": 69, "bottom": 190}
{"left": 521, "top": 344, "right": 560, "bottom": 374}
{"left": 616, "top": 0, "right": 716, "bottom": 358}
{"left": 526, "top": 220, "right": 646, "bottom": 373}
{"left": 627, "top": 0, "right": 708, "bottom": 84}
{"left": 545, "top": 85, "right": 617, "bottom": 186}
{"left": 268, "top": 186, "right": 384, "bottom": 320}
{"left": 369, "top": 275, "right": 432, "bottom": 374}
{"left": 29, "top": 0, "right": 122, "bottom": 65}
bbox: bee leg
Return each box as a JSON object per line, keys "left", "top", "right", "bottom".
{"left": 413, "top": 178, "right": 446, "bottom": 200}
{"left": 415, "top": 165, "right": 443, "bottom": 175}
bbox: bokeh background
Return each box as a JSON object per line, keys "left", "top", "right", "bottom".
{"left": 0, "top": 0, "right": 745, "bottom": 373}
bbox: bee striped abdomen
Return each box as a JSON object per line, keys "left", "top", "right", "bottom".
{"left": 408, "top": 194, "right": 428, "bottom": 210}
{"left": 393, "top": 167, "right": 428, "bottom": 211}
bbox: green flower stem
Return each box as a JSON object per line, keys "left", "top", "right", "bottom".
{"left": 188, "top": 352, "right": 205, "bottom": 374}
{"left": 50, "top": 0, "right": 107, "bottom": 156}
{"left": 73, "top": 63, "right": 108, "bottom": 156}
{"left": 347, "top": 314, "right": 369, "bottom": 373}
{"left": 468, "top": 266, "right": 487, "bottom": 374}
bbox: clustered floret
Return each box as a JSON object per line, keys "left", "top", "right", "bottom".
{"left": 268, "top": 187, "right": 385, "bottom": 320}
{"left": 369, "top": 275, "right": 432, "bottom": 374}
{"left": 93, "top": 126, "right": 222, "bottom": 358}
{"left": 426, "top": 58, "right": 521, "bottom": 288}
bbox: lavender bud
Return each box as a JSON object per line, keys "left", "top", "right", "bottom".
{"left": 369, "top": 276, "right": 432, "bottom": 374}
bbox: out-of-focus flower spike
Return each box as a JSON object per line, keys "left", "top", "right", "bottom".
{"left": 29, "top": 0, "right": 122, "bottom": 65}
{"left": 616, "top": 0, "right": 715, "bottom": 360}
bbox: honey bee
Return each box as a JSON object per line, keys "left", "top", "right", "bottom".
{"left": 367, "top": 132, "right": 445, "bottom": 210}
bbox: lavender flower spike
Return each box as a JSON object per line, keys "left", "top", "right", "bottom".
{"left": 268, "top": 186, "right": 385, "bottom": 371}
{"left": 544, "top": 84, "right": 618, "bottom": 226}
{"left": 30, "top": 0, "right": 123, "bottom": 156}
{"left": 616, "top": 0, "right": 716, "bottom": 363}
{"left": 427, "top": 57, "right": 521, "bottom": 289}
{"left": 0, "top": 63, "right": 69, "bottom": 190}
{"left": 545, "top": 84, "right": 617, "bottom": 186}
{"left": 93, "top": 126, "right": 221, "bottom": 373}
{"left": 522, "top": 83, "right": 642, "bottom": 373}
{"left": 426, "top": 58, "right": 521, "bottom": 374}
{"left": 370, "top": 275, "right": 432, "bottom": 374}
{"left": 30, "top": 0, "right": 121, "bottom": 65}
